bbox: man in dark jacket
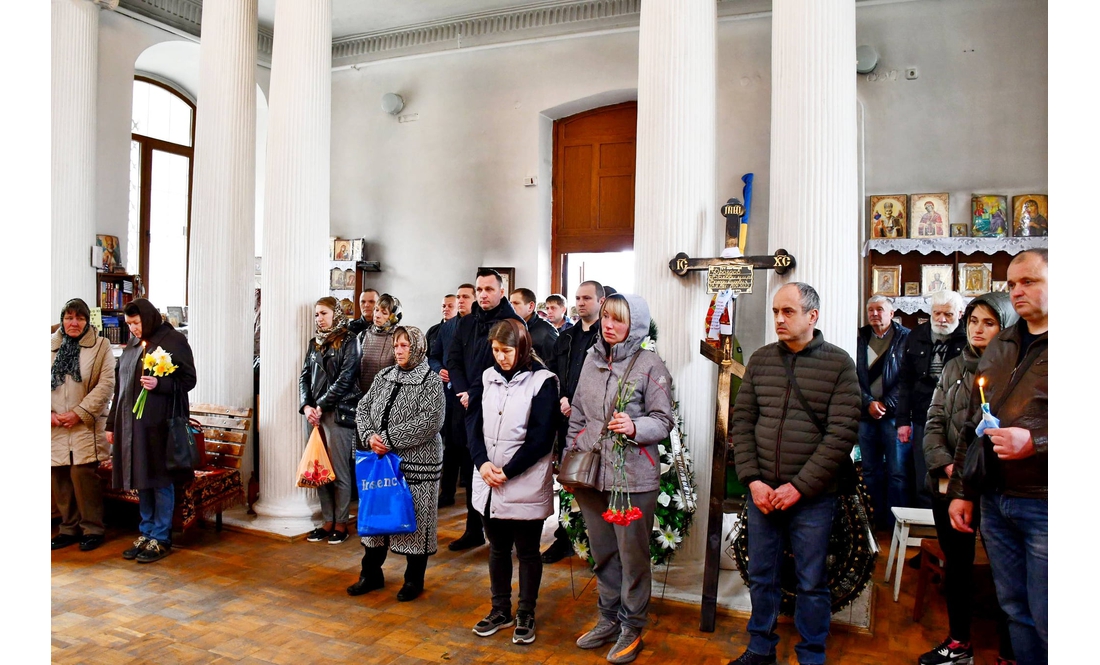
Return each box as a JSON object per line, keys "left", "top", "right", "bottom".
{"left": 545, "top": 293, "right": 573, "bottom": 333}
{"left": 728, "top": 283, "right": 860, "bottom": 665}
{"left": 540, "top": 279, "right": 605, "bottom": 564}
{"left": 446, "top": 269, "right": 524, "bottom": 550}
{"left": 347, "top": 288, "right": 378, "bottom": 335}
{"left": 855, "top": 295, "right": 911, "bottom": 530}
{"left": 949, "top": 249, "right": 1048, "bottom": 664}
{"left": 896, "top": 290, "right": 967, "bottom": 508}
{"left": 426, "top": 293, "right": 459, "bottom": 506}
{"left": 508, "top": 288, "right": 559, "bottom": 363}
{"left": 430, "top": 285, "right": 473, "bottom": 509}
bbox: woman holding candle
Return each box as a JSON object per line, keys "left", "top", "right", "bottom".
{"left": 919, "top": 292, "right": 1017, "bottom": 665}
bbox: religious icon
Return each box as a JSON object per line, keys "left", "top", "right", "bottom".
{"left": 329, "top": 267, "right": 344, "bottom": 291}
{"left": 921, "top": 264, "right": 953, "bottom": 296}
{"left": 992, "top": 281, "right": 1009, "bottom": 293}
{"left": 333, "top": 238, "right": 352, "bottom": 261}
{"left": 971, "top": 195, "right": 1008, "bottom": 238}
{"left": 910, "top": 193, "right": 950, "bottom": 238}
{"left": 958, "top": 263, "right": 992, "bottom": 297}
{"left": 871, "top": 265, "right": 901, "bottom": 297}
{"left": 96, "top": 234, "right": 122, "bottom": 269}
{"left": 904, "top": 282, "right": 920, "bottom": 296}
{"left": 343, "top": 268, "right": 356, "bottom": 290}
{"left": 951, "top": 223, "right": 969, "bottom": 238}
{"left": 339, "top": 298, "right": 355, "bottom": 317}
{"left": 1012, "top": 195, "right": 1048, "bottom": 237}
{"left": 869, "top": 195, "right": 907, "bottom": 238}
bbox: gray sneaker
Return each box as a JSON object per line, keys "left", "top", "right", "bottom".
{"left": 576, "top": 616, "right": 621, "bottom": 650}
{"left": 606, "top": 624, "right": 643, "bottom": 664}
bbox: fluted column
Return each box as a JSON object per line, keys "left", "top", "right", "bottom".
{"left": 187, "top": 0, "right": 257, "bottom": 417}
{"left": 52, "top": 0, "right": 102, "bottom": 312}
{"left": 766, "top": 0, "right": 858, "bottom": 358}
{"left": 633, "top": 0, "right": 717, "bottom": 561}
{"left": 253, "top": 0, "right": 332, "bottom": 523}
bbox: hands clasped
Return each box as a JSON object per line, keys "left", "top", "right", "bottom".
{"left": 480, "top": 462, "right": 507, "bottom": 488}
{"left": 749, "top": 480, "right": 802, "bottom": 514}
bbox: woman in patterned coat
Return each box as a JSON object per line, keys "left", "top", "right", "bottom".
{"left": 348, "top": 326, "right": 445, "bottom": 602}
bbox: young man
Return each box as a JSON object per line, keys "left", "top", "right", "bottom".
{"left": 728, "top": 283, "right": 861, "bottom": 665}
{"left": 347, "top": 288, "right": 379, "bottom": 335}
{"left": 427, "top": 293, "right": 460, "bottom": 506}
{"left": 509, "top": 287, "right": 559, "bottom": 363}
{"left": 545, "top": 294, "right": 573, "bottom": 332}
{"left": 429, "top": 284, "right": 474, "bottom": 510}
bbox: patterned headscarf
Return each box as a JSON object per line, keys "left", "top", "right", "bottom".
{"left": 394, "top": 326, "right": 427, "bottom": 370}
{"left": 313, "top": 296, "right": 350, "bottom": 349}
{"left": 52, "top": 298, "right": 91, "bottom": 390}
{"left": 372, "top": 293, "right": 404, "bottom": 334}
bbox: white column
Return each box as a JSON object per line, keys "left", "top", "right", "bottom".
{"left": 187, "top": 0, "right": 257, "bottom": 425}
{"left": 51, "top": 0, "right": 101, "bottom": 312}
{"left": 252, "top": 0, "right": 332, "bottom": 525}
{"left": 766, "top": 0, "right": 858, "bottom": 358}
{"left": 633, "top": 0, "right": 717, "bottom": 561}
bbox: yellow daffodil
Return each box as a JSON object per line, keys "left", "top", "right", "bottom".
{"left": 142, "top": 354, "right": 158, "bottom": 371}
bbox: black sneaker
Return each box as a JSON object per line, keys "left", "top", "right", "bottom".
{"left": 51, "top": 533, "right": 81, "bottom": 550}
{"left": 540, "top": 537, "right": 573, "bottom": 564}
{"left": 79, "top": 535, "right": 105, "bottom": 552}
{"left": 448, "top": 531, "right": 485, "bottom": 552}
{"left": 918, "top": 637, "right": 973, "bottom": 665}
{"left": 472, "top": 609, "right": 514, "bottom": 637}
{"left": 512, "top": 611, "right": 536, "bottom": 644}
{"left": 135, "top": 539, "right": 171, "bottom": 563}
{"left": 306, "top": 527, "right": 328, "bottom": 542}
{"left": 727, "top": 650, "right": 777, "bottom": 665}
{"left": 328, "top": 529, "right": 349, "bottom": 545}
{"left": 606, "top": 625, "right": 643, "bottom": 664}
{"left": 122, "top": 536, "right": 151, "bottom": 560}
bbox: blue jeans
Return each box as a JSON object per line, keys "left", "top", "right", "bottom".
{"left": 746, "top": 493, "right": 837, "bottom": 665}
{"left": 858, "top": 418, "right": 910, "bottom": 529}
{"left": 138, "top": 485, "right": 174, "bottom": 543}
{"left": 981, "top": 493, "right": 1047, "bottom": 665}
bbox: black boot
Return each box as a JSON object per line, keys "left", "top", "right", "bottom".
{"left": 347, "top": 546, "right": 387, "bottom": 596}
{"left": 397, "top": 554, "right": 427, "bottom": 601}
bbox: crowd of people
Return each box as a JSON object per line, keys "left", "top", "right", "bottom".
{"left": 51, "top": 250, "right": 1047, "bottom": 665}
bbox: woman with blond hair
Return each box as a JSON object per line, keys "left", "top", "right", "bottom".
{"left": 358, "top": 293, "right": 402, "bottom": 394}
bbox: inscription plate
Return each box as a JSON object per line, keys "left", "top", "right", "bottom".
{"left": 706, "top": 264, "right": 754, "bottom": 294}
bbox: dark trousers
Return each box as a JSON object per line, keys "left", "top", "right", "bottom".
{"left": 51, "top": 463, "right": 105, "bottom": 537}
{"left": 910, "top": 422, "right": 933, "bottom": 508}
{"left": 931, "top": 494, "right": 1014, "bottom": 656}
{"left": 484, "top": 515, "right": 544, "bottom": 615}
{"left": 439, "top": 395, "right": 461, "bottom": 503}
{"left": 360, "top": 544, "right": 428, "bottom": 588}
{"left": 460, "top": 407, "right": 484, "bottom": 537}
{"left": 746, "top": 493, "right": 836, "bottom": 665}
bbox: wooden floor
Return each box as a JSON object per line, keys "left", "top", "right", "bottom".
{"left": 52, "top": 497, "right": 1005, "bottom": 664}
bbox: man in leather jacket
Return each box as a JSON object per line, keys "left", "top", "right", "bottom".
{"left": 855, "top": 296, "right": 910, "bottom": 530}
{"left": 948, "top": 249, "right": 1048, "bottom": 664}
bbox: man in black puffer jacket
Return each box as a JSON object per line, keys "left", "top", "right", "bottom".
{"left": 446, "top": 268, "right": 524, "bottom": 551}
{"left": 728, "top": 283, "right": 860, "bottom": 665}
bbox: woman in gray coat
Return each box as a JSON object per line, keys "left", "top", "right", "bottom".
{"left": 565, "top": 293, "right": 675, "bottom": 665}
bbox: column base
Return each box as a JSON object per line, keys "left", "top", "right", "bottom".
{"left": 219, "top": 505, "right": 320, "bottom": 541}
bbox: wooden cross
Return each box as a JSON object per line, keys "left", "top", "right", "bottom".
{"left": 667, "top": 198, "right": 797, "bottom": 632}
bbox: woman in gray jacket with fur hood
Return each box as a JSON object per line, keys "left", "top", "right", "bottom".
{"left": 564, "top": 293, "right": 675, "bottom": 665}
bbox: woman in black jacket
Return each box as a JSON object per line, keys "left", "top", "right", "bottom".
{"left": 300, "top": 296, "right": 361, "bottom": 544}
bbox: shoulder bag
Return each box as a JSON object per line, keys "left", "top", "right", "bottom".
{"left": 165, "top": 381, "right": 201, "bottom": 472}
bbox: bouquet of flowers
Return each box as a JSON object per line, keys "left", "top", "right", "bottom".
{"left": 133, "top": 344, "right": 177, "bottom": 419}
{"left": 602, "top": 375, "right": 642, "bottom": 526}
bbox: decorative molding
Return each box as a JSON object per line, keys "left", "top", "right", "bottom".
{"left": 93, "top": 0, "right": 121, "bottom": 9}
{"left": 862, "top": 237, "right": 1048, "bottom": 257}
{"left": 118, "top": 0, "right": 202, "bottom": 33}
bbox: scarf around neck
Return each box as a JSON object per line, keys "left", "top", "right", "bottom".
{"left": 397, "top": 326, "right": 427, "bottom": 371}
{"left": 314, "top": 306, "right": 350, "bottom": 348}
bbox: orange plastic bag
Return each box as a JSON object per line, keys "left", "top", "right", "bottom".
{"left": 296, "top": 426, "right": 336, "bottom": 488}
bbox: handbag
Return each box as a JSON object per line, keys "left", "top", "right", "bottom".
{"left": 355, "top": 450, "right": 417, "bottom": 536}
{"left": 557, "top": 351, "right": 641, "bottom": 489}
{"left": 297, "top": 425, "right": 337, "bottom": 488}
{"left": 165, "top": 383, "right": 201, "bottom": 472}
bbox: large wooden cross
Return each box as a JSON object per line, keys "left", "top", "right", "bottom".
{"left": 667, "top": 198, "right": 797, "bottom": 632}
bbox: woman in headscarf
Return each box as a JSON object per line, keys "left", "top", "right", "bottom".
{"left": 300, "top": 296, "right": 362, "bottom": 545}
{"left": 347, "top": 326, "right": 445, "bottom": 602}
{"left": 51, "top": 298, "right": 116, "bottom": 552}
{"left": 358, "top": 293, "right": 402, "bottom": 393}
{"left": 107, "top": 298, "right": 197, "bottom": 564}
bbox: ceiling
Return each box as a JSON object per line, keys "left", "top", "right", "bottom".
{"left": 256, "top": 0, "right": 567, "bottom": 40}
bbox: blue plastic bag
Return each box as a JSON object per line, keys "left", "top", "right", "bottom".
{"left": 355, "top": 450, "right": 417, "bottom": 537}
{"left": 975, "top": 403, "right": 1001, "bottom": 438}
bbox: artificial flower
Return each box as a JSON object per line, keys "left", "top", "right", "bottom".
{"left": 657, "top": 492, "right": 671, "bottom": 507}
{"left": 573, "top": 540, "right": 590, "bottom": 560}
{"left": 657, "top": 526, "right": 682, "bottom": 550}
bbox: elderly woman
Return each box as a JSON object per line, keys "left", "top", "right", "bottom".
{"left": 347, "top": 326, "right": 445, "bottom": 602}
{"left": 565, "top": 294, "right": 674, "bottom": 665}
{"left": 918, "top": 292, "right": 1018, "bottom": 665}
{"left": 358, "top": 293, "right": 402, "bottom": 393}
{"left": 107, "top": 298, "right": 197, "bottom": 564}
{"left": 51, "top": 298, "right": 116, "bottom": 552}
{"left": 300, "top": 296, "right": 362, "bottom": 545}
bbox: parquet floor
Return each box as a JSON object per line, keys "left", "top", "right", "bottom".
{"left": 52, "top": 496, "right": 1005, "bottom": 664}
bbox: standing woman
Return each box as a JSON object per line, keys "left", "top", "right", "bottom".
{"left": 51, "top": 298, "right": 116, "bottom": 552}
{"left": 348, "top": 326, "right": 445, "bottom": 601}
{"left": 358, "top": 293, "right": 402, "bottom": 393}
{"left": 469, "top": 320, "right": 559, "bottom": 645}
{"left": 566, "top": 294, "right": 674, "bottom": 665}
{"left": 300, "top": 296, "right": 362, "bottom": 545}
{"left": 107, "top": 298, "right": 197, "bottom": 563}
{"left": 919, "top": 292, "right": 1018, "bottom": 665}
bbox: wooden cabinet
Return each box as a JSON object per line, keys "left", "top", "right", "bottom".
{"left": 96, "top": 273, "right": 138, "bottom": 344}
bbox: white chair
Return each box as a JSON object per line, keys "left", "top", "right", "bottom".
{"left": 884, "top": 506, "right": 936, "bottom": 602}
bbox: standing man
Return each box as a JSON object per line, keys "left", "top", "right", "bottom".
{"left": 427, "top": 293, "right": 460, "bottom": 506}
{"left": 541, "top": 280, "right": 605, "bottom": 563}
{"left": 949, "top": 249, "right": 1047, "bottom": 665}
{"left": 446, "top": 269, "right": 524, "bottom": 551}
{"left": 509, "top": 288, "right": 559, "bottom": 363}
{"left": 855, "top": 295, "right": 911, "bottom": 530}
{"left": 727, "top": 283, "right": 860, "bottom": 665}
{"left": 545, "top": 294, "right": 573, "bottom": 333}
{"left": 348, "top": 288, "right": 379, "bottom": 336}
{"left": 897, "top": 290, "right": 967, "bottom": 509}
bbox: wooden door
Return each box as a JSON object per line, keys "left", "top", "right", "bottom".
{"left": 551, "top": 102, "right": 637, "bottom": 292}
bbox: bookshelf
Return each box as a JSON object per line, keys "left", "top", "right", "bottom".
{"left": 96, "top": 272, "right": 136, "bottom": 344}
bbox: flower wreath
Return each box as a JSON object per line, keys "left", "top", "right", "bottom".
{"left": 558, "top": 325, "right": 697, "bottom": 568}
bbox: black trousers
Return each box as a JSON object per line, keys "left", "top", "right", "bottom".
{"left": 360, "top": 544, "right": 428, "bottom": 588}
{"left": 484, "top": 513, "right": 544, "bottom": 615}
{"left": 439, "top": 393, "right": 462, "bottom": 503}
{"left": 459, "top": 405, "right": 484, "bottom": 537}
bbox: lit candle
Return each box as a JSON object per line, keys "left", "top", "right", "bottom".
{"left": 978, "top": 376, "right": 987, "bottom": 405}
